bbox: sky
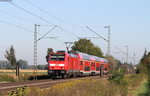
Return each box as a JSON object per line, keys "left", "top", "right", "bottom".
{"left": 0, "top": 0, "right": 150, "bottom": 65}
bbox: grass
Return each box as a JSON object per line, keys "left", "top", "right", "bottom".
{"left": 135, "top": 81, "right": 148, "bottom": 96}
{"left": 134, "top": 80, "right": 150, "bottom": 96}
{"left": 7, "top": 78, "right": 128, "bottom": 96}
{"left": 0, "top": 74, "right": 16, "bottom": 82}
{"left": 3, "top": 74, "right": 147, "bottom": 96}
{"left": 0, "top": 70, "right": 48, "bottom": 82}
{"left": 0, "top": 69, "right": 47, "bottom": 73}
{"left": 125, "top": 74, "right": 148, "bottom": 96}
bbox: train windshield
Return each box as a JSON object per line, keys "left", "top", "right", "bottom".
{"left": 50, "top": 54, "right": 65, "bottom": 61}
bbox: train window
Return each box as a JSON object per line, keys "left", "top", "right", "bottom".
{"left": 84, "top": 66, "right": 90, "bottom": 71}
{"left": 96, "top": 67, "right": 100, "bottom": 71}
{"left": 69, "top": 54, "right": 77, "bottom": 58}
{"left": 51, "top": 54, "right": 65, "bottom": 61}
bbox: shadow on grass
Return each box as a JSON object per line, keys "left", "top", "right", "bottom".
{"left": 29, "top": 75, "right": 51, "bottom": 80}
{"left": 28, "top": 75, "right": 63, "bottom": 80}
{"left": 138, "top": 80, "right": 150, "bottom": 96}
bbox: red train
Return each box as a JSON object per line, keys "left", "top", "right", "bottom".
{"left": 47, "top": 50, "right": 109, "bottom": 78}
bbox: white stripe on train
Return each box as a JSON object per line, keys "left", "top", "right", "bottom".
{"left": 50, "top": 64, "right": 65, "bottom": 66}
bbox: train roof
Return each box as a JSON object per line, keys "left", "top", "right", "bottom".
{"left": 75, "top": 51, "right": 108, "bottom": 63}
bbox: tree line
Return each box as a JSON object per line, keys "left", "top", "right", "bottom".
{"left": 71, "top": 39, "right": 135, "bottom": 71}
{"left": 0, "top": 45, "right": 46, "bottom": 70}
{"left": 137, "top": 49, "right": 150, "bottom": 79}
{"left": 2, "top": 39, "right": 135, "bottom": 71}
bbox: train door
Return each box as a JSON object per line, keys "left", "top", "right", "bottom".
{"left": 104, "top": 63, "right": 108, "bottom": 75}
{"left": 91, "top": 62, "right": 95, "bottom": 70}
{"left": 84, "top": 61, "right": 90, "bottom": 74}
{"left": 96, "top": 62, "right": 100, "bottom": 74}
{"left": 80, "top": 61, "right": 84, "bottom": 71}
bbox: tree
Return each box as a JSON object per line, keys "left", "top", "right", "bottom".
{"left": 5, "top": 45, "right": 17, "bottom": 71}
{"left": 71, "top": 39, "right": 103, "bottom": 57}
{"left": 140, "top": 52, "right": 150, "bottom": 77}
{"left": 0, "top": 60, "right": 11, "bottom": 69}
{"left": 136, "top": 50, "right": 150, "bottom": 80}
{"left": 17, "top": 59, "right": 28, "bottom": 69}
{"left": 105, "top": 55, "right": 118, "bottom": 71}
{"left": 37, "top": 65, "right": 47, "bottom": 70}
{"left": 46, "top": 48, "right": 54, "bottom": 62}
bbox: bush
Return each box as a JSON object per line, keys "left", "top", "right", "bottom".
{"left": 108, "top": 69, "right": 128, "bottom": 96}
{"left": 108, "top": 69, "right": 126, "bottom": 85}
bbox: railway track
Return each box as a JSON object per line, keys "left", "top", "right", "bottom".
{"left": 0, "top": 76, "right": 101, "bottom": 93}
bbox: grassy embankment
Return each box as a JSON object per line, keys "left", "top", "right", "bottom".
{"left": 0, "top": 70, "right": 47, "bottom": 82}
{"left": 126, "top": 74, "right": 147, "bottom": 96}
{"left": 6, "top": 74, "right": 147, "bottom": 96}
{"left": 134, "top": 80, "right": 150, "bottom": 96}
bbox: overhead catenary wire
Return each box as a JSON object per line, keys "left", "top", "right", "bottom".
{"left": 9, "top": 2, "right": 55, "bottom": 26}
{"left": 25, "top": 0, "right": 63, "bottom": 22}
{"left": 0, "top": 9, "right": 37, "bottom": 24}
{"left": 86, "top": 26, "right": 108, "bottom": 42}
{"left": 9, "top": 2, "right": 78, "bottom": 39}
{"left": 37, "top": 25, "right": 57, "bottom": 41}
{"left": 0, "top": 19, "right": 55, "bottom": 40}
{"left": 115, "top": 46, "right": 134, "bottom": 60}
{"left": 2, "top": 1, "right": 103, "bottom": 44}
{"left": 0, "top": 19, "right": 33, "bottom": 33}
{"left": 25, "top": 0, "right": 83, "bottom": 28}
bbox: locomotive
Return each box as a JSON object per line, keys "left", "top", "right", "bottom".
{"left": 47, "top": 50, "right": 109, "bottom": 78}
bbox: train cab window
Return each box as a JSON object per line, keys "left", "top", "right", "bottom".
{"left": 51, "top": 54, "right": 65, "bottom": 61}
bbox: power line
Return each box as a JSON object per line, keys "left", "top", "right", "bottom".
{"left": 25, "top": 0, "right": 63, "bottom": 22}
{"left": 25, "top": 0, "right": 82, "bottom": 27}
{"left": 0, "top": 19, "right": 33, "bottom": 33}
{"left": 78, "top": 37, "right": 101, "bottom": 39}
{"left": 9, "top": 2, "right": 78, "bottom": 38}
{"left": 0, "top": 19, "right": 54, "bottom": 38}
{"left": 58, "top": 26, "right": 78, "bottom": 38}
{"left": 115, "top": 46, "right": 134, "bottom": 62}
{"left": 0, "top": 9, "right": 36, "bottom": 24}
{"left": 37, "top": 25, "right": 57, "bottom": 41}
{"left": 86, "top": 26, "right": 108, "bottom": 41}
{"left": 10, "top": 2, "right": 55, "bottom": 26}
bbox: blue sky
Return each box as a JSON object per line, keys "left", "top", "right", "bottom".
{"left": 0, "top": 0, "right": 150, "bottom": 65}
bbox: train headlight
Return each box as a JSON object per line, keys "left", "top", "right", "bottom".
{"left": 50, "top": 67, "right": 53, "bottom": 69}
{"left": 61, "top": 67, "right": 65, "bottom": 69}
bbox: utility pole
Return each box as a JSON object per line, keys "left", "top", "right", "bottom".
{"left": 34, "top": 24, "right": 40, "bottom": 80}
{"left": 104, "top": 25, "right": 111, "bottom": 56}
{"left": 134, "top": 53, "right": 136, "bottom": 65}
{"left": 125, "top": 46, "right": 128, "bottom": 64}
{"left": 33, "top": 24, "right": 57, "bottom": 80}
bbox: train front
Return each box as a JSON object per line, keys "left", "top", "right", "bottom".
{"left": 47, "top": 51, "right": 67, "bottom": 77}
